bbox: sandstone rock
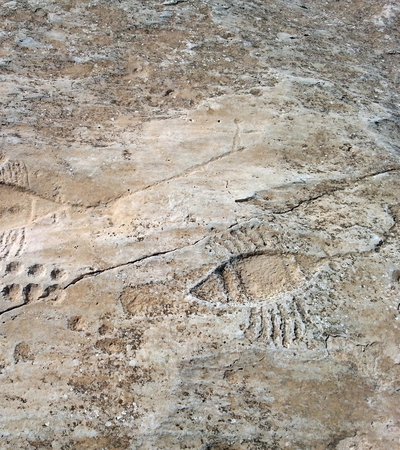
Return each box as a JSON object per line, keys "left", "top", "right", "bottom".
{"left": 0, "top": 0, "right": 399, "bottom": 448}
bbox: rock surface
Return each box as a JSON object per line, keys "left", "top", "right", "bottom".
{"left": 1, "top": 0, "right": 400, "bottom": 448}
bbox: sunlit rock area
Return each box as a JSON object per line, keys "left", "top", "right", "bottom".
{"left": 0, "top": 1, "right": 399, "bottom": 448}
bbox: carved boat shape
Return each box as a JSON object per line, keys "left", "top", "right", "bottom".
{"left": 190, "top": 253, "right": 308, "bottom": 306}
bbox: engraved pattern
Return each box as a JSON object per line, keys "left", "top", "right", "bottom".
{"left": 244, "top": 299, "right": 311, "bottom": 348}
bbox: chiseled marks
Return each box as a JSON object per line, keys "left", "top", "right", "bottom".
{"left": 208, "top": 220, "right": 280, "bottom": 257}
{"left": 190, "top": 253, "right": 305, "bottom": 306}
{"left": 0, "top": 262, "right": 68, "bottom": 315}
{"left": 190, "top": 249, "right": 320, "bottom": 348}
{"left": 244, "top": 299, "right": 310, "bottom": 348}
{"left": 0, "top": 228, "right": 25, "bottom": 260}
{"left": 120, "top": 281, "right": 183, "bottom": 318}
{"left": 0, "top": 159, "right": 30, "bottom": 261}
{"left": 0, "top": 159, "right": 29, "bottom": 189}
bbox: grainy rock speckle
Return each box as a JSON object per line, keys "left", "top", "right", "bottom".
{"left": 0, "top": 1, "right": 399, "bottom": 448}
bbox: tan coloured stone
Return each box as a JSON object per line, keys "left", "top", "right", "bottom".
{"left": 0, "top": 0, "right": 399, "bottom": 448}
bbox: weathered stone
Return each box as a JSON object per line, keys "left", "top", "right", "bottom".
{"left": 0, "top": 0, "right": 399, "bottom": 448}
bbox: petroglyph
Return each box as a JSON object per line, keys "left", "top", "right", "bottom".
{"left": 120, "top": 282, "right": 182, "bottom": 318}
{"left": 0, "top": 228, "right": 26, "bottom": 260}
{"left": 0, "top": 263, "right": 68, "bottom": 315}
{"left": 1, "top": 1, "right": 400, "bottom": 447}
{"left": 206, "top": 220, "right": 282, "bottom": 258}
{"left": 244, "top": 299, "right": 312, "bottom": 348}
{"left": 190, "top": 253, "right": 308, "bottom": 306}
{"left": 2, "top": 284, "right": 22, "bottom": 303}
{"left": 0, "top": 160, "right": 31, "bottom": 263}
{"left": 0, "top": 160, "right": 29, "bottom": 189}
{"left": 27, "top": 263, "right": 45, "bottom": 277}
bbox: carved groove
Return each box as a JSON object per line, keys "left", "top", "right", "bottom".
{"left": 208, "top": 221, "right": 283, "bottom": 262}
{"left": 244, "top": 300, "right": 311, "bottom": 348}
{"left": 0, "top": 263, "right": 67, "bottom": 316}
{"left": 0, "top": 229, "right": 26, "bottom": 260}
{"left": 0, "top": 160, "right": 29, "bottom": 188}
{"left": 191, "top": 253, "right": 304, "bottom": 305}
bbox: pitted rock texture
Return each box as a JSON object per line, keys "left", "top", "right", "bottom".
{"left": 0, "top": 0, "right": 399, "bottom": 448}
